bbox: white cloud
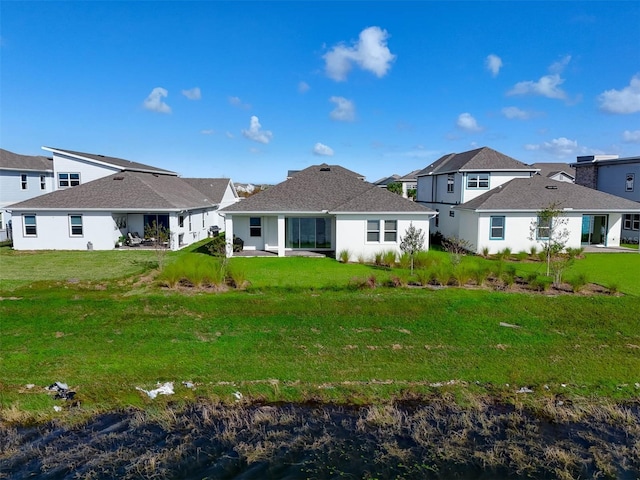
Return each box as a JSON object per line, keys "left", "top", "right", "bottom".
{"left": 485, "top": 54, "right": 503, "bottom": 77}
{"left": 508, "top": 56, "right": 572, "bottom": 100}
{"left": 225, "top": 131, "right": 235, "bottom": 139}
{"left": 329, "top": 96, "right": 355, "bottom": 122}
{"left": 313, "top": 142, "right": 334, "bottom": 156}
{"left": 241, "top": 116, "right": 273, "bottom": 144}
{"left": 323, "top": 26, "right": 396, "bottom": 81}
{"left": 143, "top": 87, "right": 171, "bottom": 114}
{"left": 623, "top": 129, "right": 640, "bottom": 143}
{"left": 508, "top": 74, "right": 567, "bottom": 99}
{"left": 598, "top": 74, "right": 640, "bottom": 114}
{"left": 501, "top": 106, "right": 533, "bottom": 120}
{"left": 456, "top": 112, "right": 483, "bottom": 132}
{"left": 298, "top": 81, "right": 310, "bottom": 93}
{"left": 200, "top": 129, "right": 215, "bottom": 135}
{"left": 229, "top": 96, "right": 251, "bottom": 110}
{"left": 525, "top": 137, "right": 579, "bottom": 158}
{"left": 182, "top": 87, "right": 201, "bottom": 100}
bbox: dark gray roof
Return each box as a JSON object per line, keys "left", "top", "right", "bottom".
{"left": 457, "top": 175, "right": 640, "bottom": 212}
{"left": 417, "top": 147, "right": 536, "bottom": 176}
{"left": 0, "top": 148, "right": 53, "bottom": 171}
{"left": 374, "top": 174, "right": 400, "bottom": 186}
{"left": 398, "top": 169, "right": 421, "bottom": 182}
{"left": 221, "top": 163, "right": 435, "bottom": 214}
{"left": 530, "top": 162, "right": 575, "bottom": 180}
{"left": 181, "top": 178, "right": 235, "bottom": 204}
{"left": 42, "top": 147, "right": 177, "bottom": 175}
{"left": 8, "top": 171, "right": 224, "bottom": 211}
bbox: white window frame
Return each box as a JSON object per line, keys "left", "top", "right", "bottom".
{"left": 250, "top": 217, "right": 262, "bottom": 237}
{"left": 626, "top": 174, "right": 635, "bottom": 192}
{"left": 447, "top": 174, "right": 454, "bottom": 193}
{"left": 490, "top": 216, "right": 505, "bottom": 240}
{"left": 69, "top": 214, "right": 83, "bottom": 237}
{"left": 536, "top": 216, "right": 551, "bottom": 240}
{"left": 21, "top": 173, "right": 28, "bottom": 190}
{"left": 178, "top": 215, "right": 184, "bottom": 228}
{"left": 467, "top": 173, "right": 490, "bottom": 189}
{"left": 383, "top": 220, "right": 397, "bottom": 242}
{"left": 366, "top": 220, "right": 380, "bottom": 242}
{"left": 58, "top": 172, "right": 80, "bottom": 188}
{"left": 23, "top": 214, "right": 37, "bottom": 236}
{"left": 40, "top": 175, "right": 46, "bottom": 190}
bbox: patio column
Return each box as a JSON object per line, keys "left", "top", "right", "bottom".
{"left": 277, "top": 214, "right": 285, "bottom": 257}
{"left": 225, "top": 215, "right": 234, "bottom": 257}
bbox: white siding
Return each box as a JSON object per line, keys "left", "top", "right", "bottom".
{"left": 460, "top": 171, "right": 532, "bottom": 203}
{"left": 52, "top": 153, "right": 120, "bottom": 189}
{"left": 0, "top": 170, "right": 54, "bottom": 228}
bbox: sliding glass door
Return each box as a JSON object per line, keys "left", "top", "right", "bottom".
{"left": 286, "top": 217, "right": 332, "bottom": 249}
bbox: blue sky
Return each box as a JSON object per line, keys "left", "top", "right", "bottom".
{"left": 2, "top": 1, "right": 639, "bottom": 184}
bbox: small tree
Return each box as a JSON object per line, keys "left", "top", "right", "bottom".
{"left": 387, "top": 182, "right": 403, "bottom": 195}
{"left": 144, "top": 220, "right": 172, "bottom": 269}
{"left": 399, "top": 222, "right": 425, "bottom": 274}
{"left": 529, "top": 203, "right": 570, "bottom": 284}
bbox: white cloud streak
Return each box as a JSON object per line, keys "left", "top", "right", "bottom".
{"left": 143, "top": 87, "right": 171, "bottom": 114}
{"left": 623, "top": 129, "right": 640, "bottom": 143}
{"left": 298, "top": 81, "right": 310, "bottom": 93}
{"left": 485, "top": 54, "right": 503, "bottom": 77}
{"left": 229, "top": 96, "right": 251, "bottom": 110}
{"left": 313, "top": 143, "right": 334, "bottom": 156}
{"left": 501, "top": 106, "right": 533, "bottom": 120}
{"left": 329, "top": 96, "right": 355, "bottom": 122}
{"left": 508, "top": 56, "right": 571, "bottom": 100}
{"left": 456, "top": 112, "right": 483, "bottom": 132}
{"left": 324, "top": 26, "right": 396, "bottom": 81}
{"left": 241, "top": 116, "right": 273, "bottom": 144}
{"left": 524, "top": 137, "right": 579, "bottom": 158}
{"left": 598, "top": 74, "right": 640, "bottom": 114}
{"left": 182, "top": 87, "right": 201, "bottom": 100}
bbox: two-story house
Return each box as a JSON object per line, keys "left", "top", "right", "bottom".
{"left": 8, "top": 147, "right": 239, "bottom": 250}
{"left": 416, "top": 147, "right": 640, "bottom": 253}
{"left": 573, "top": 154, "right": 640, "bottom": 243}
{"left": 0, "top": 149, "right": 54, "bottom": 241}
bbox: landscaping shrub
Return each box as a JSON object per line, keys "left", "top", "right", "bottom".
{"left": 496, "top": 247, "right": 512, "bottom": 261}
{"left": 338, "top": 249, "right": 351, "bottom": 263}
{"left": 453, "top": 265, "right": 473, "bottom": 286}
{"left": 382, "top": 250, "right": 397, "bottom": 268}
{"left": 515, "top": 250, "right": 528, "bottom": 261}
{"left": 568, "top": 273, "right": 589, "bottom": 293}
{"left": 433, "top": 264, "right": 452, "bottom": 286}
{"left": 566, "top": 247, "right": 585, "bottom": 260}
{"left": 374, "top": 251, "right": 384, "bottom": 266}
{"left": 608, "top": 282, "right": 620, "bottom": 295}
{"left": 480, "top": 246, "right": 490, "bottom": 258}
{"left": 530, "top": 276, "right": 552, "bottom": 292}
{"left": 357, "top": 254, "right": 367, "bottom": 264}
{"left": 207, "top": 233, "right": 227, "bottom": 257}
{"left": 227, "top": 263, "right": 248, "bottom": 289}
{"left": 398, "top": 253, "right": 411, "bottom": 270}
{"left": 529, "top": 245, "right": 538, "bottom": 256}
{"left": 413, "top": 251, "right": 437, "bottom": 270}
{"left": 415, "top": 268, "right": 432, "bottom": 286}
{"left": 471, "top": 265, "right": 491, "bottom": 286}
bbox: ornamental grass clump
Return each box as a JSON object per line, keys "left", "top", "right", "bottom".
{"left": 382, "top": 250, "right": 397, "bottom": 268}
{"left": 568, "top": 273, "right": 589, "bottom": 293}
{"left": 338, "top": 249, "right": 351, "bottom": 263}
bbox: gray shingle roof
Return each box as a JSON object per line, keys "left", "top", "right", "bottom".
{"left": 181, "top": 178, "right": 234, "bottom": 204}
{"left": 0, "top": 148, "right": 53, "bottom": 171}
{"left": 42, "top": 147, "right": 177, "bottom": 175}
{"left": 221, "top": 164, "right": 435, "bottom": 214}
{"left": 417, "top": 147, "right": 536, "bottom": 176}
{"left": 373, "top": 174, "right": 400, "bottom": 186}
{"left": 457, "top": 175, "right": 640, "bottom": 212}
{"left": 8, "top": 171, "right": 225, "bottom": 211}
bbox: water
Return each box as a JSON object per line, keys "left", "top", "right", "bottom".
{"left": 1, "top": 400, "right": 638, "bottom": 479}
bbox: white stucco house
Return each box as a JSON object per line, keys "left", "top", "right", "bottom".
{"left": 415, "top": 146, "right": 640, "bottom": 254}
{"left": 7, "top": 147, "right": 239, "bottom": 251}
{"left": 0, "top": 149, "right": 55, "bottom": 240}
{"left": 219, "top": 164, "right": 436, "bottom": 259}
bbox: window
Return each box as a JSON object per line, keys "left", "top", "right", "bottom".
{"left": 21, "top": 174, "right": 27, "bottom": 190}
{"left": 202, "top": 212, "right": 205, "bottom": 228}
{"left": 626, "top": 174, "right": 635, "bottom": 192}
{"left": 447, "top": 174, "right": 454, "bottom": 193}
{"left": 384, "top": 220, "right": 397, "bottom": 242}
{"left": 367, "top": 220, "right": 380, "bottom": 242}
{"left": 635, "top": 215, "right": 640, "bottom": 231}
{"left": 69, "top": 215, "right": 83, "bottom": 236}
{"left": 188, "top": 214, "right": 192, "bottom": 231}
{"left": 58, "top": 173, "right": 80, "bottom": 188}
{"left": 250, "top": 217, "right": 261, "bottom": 237}
{"left": 536, "top": 216, "right": 551, "bottom": 239}
{"left": 626, "top": 214, "right": 640, "bottom": 231}
{"left": 449, "top": 210, "right": 455, "bottom": 217}
{"left": 40, "top": 175, "right": 46, "bottom": 190}
{"left": 490, "top": 216, "right": 505, "bottom": 240}
{"left": 178, "top": 215, "right": 184, "bottom": 228}
{"left": 285, "top": 217, "right": 331, "bottom": 248}
{"left": 23, "top": 215, "right": 37, "bottom": 236}
{"left": 435, "top": 209, "right": 439, "bottom": 228}
{"left": 467, "top": 173, "right": 489, "bottom": 189}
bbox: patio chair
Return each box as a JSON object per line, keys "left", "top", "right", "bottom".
{"left": 127, "top": 232, "right": 142, "bottom": 246}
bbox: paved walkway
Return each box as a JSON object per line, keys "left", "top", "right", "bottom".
{"left": 583, "top": 245, "right": 639, "bottom": 253}
{"left": 233, "top": 249, "right": 332, "bottom": 258}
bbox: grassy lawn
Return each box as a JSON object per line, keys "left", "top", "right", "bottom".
{"left": 1, "top": 244, "right": 639, "bottom": 416}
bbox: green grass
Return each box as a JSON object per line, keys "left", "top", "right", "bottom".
{"left": 1, "top": 245, "right": 639, "bottom": 416}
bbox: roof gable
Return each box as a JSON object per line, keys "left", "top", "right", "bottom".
{"left": 0, "top": 148, "right": 52, "bottom": 171}
{"left": 181, "top": 178, "right": 236, "bottom": 204}
{"left": 530, "top": 162, "right": 576, "bottom": 180}
{"left": 8, "top": 171, "right": 222, "bottom": 211}
{"left": 221, "top": 163, "right": 435, "bottom": 214}
{"left": 458, "top": 175, "right": 640, "bottom": 212}
{"left": 42, "top": 147, "right": 177, "bottom": 175}
{"left": 417, "top": 147, "right": 535, "bottom": 176}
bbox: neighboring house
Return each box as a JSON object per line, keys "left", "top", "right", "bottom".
{"left": 0, "top": 149, "right": 54, "bottom": 240}
{"left": 374, "top": 170, "right": 420, "bottom": 199}
{"left": 530, "top": 162, "right": 575, "bottom": 183}
{"left": 7, "top": 147, "right": 239, "bottom": 250}
{"left": 454, "top": 175, "right": 640, "bottom": 254}
{"left": 219, "top": 163, "right": 436, "bottom": 258}
{"left": 573, "top": 154, "right": 640, "bottom": 243}
{"left": 374, "top": 174, "right": 400, "bottom": 188}
{"left": 416, "top": 147, "right": 538, "bottom": 239}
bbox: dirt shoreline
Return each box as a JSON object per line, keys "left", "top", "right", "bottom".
{"left": 1, "top": 398, "right": 639, "bottom": 479}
